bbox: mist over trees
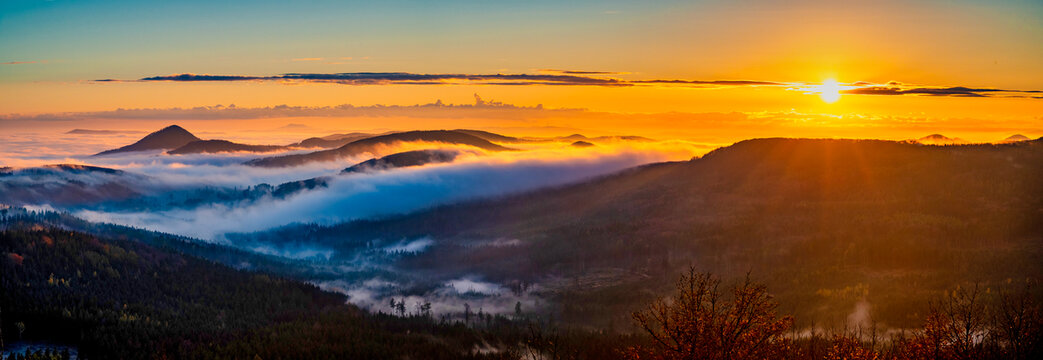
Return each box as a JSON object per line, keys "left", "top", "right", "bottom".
{"left": 2, "top": 138, "right": 1041, "bottom": 358}
{"left": 1, "top": 215, "right": 1040, "bottom": 359}
{"left": 257, "top": 138, "right": 1043, "bottom": 329}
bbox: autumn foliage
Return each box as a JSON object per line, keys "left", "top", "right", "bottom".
{"left": 628, "top": 269, "right": 793, "bottom": 359}
{"left": 626, "top": 269, "right": 1041, "bottom": 360}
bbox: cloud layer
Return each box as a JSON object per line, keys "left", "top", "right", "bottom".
{"left": 840, "top": 81, "right": 1043, "bottom": 98}
{"left": 123, "top": 72, "right": 783, "bottom": 88}
{"left": 98, "top": 72, "right": 1043, "bottom": 98}
{"left": 0, "top": 98, "right": 563, "bottom": 123}
{"left": 74, "top": 143, "right": 696, "bottom": 241}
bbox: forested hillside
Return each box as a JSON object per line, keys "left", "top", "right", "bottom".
{"left": 0, "top": 220, "right": 527, "bottom": 359}
{"left": 253, "top": 138, "right": 1043, "bottom": 327}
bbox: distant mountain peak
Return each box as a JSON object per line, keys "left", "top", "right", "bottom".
{"left": 915, "top": 134, "right": 967, "bottom": 145}
{"left": 1002, "top": 134, "right": 1031, "bottom": 143}
{"left": 93, "top": 125, "right": 201, "bottom": 156}
{"left": 159, "top": 124, "right": 186, "bottom": 131}
{"left": 43, "top": 163, "right": 122, "bottom": 172}
{"left": 342, "top": 149, "right": 460, "bottom": 173}
{"left": 248, "top": 130, "right": 512, "bottom": 167}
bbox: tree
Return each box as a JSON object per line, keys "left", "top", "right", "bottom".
{"left": 420, "top": 301, "right": 433, "bottom": 318}
{"left": 629, "top": 269, "right": 793, "bottom": 360}
{"left": 826, "top": 335, "right": 879, "bottom": 360}
{"left": 464, "top": 303, "right": 472, "bottom": 325}
{"left": 899, "top": 285, "right": 990, "bottom": 360}
{"left": 396, "top": 300, "right": 406, "bottom": 317}
{"left": 992, "top": 283, "right": 1042, "bottom": 360}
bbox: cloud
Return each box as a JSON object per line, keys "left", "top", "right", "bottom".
{"left": 316, "top": 275, "right": 543, "bottom": 318}
{"left": 291, "top": 57, "right": 324, "bottom": 62}
{"left": 1, "top": 61, "right": 38, "bottom": 65}
{"left": 838, "top": 82, "right": 1042, "bottom": 98}
{"left": 0, "top": 98, "right": 570, "bottom": 123}
{"left": 138, "top": 72, "right": 632, "bottom": 86}
{"left": 104, "top": 72, "right": 1043, "bottom": 99}
{"left": 383, "top": 237, "right": 435, "bottom": 253}
{"left": 66, "top": 129, "right": 145, "bottom": 135}
{"left": 71, "top": 142, "right": 701, "bottom": 241}
{"left": 119, "top": 72, "right": 783, "bottom": 88}
{"left": 140, "top": 74, "right": 264, "bottom": 81}
{"left": 636, "top": 79, "right": 784, "bottom": 86}
{"left": 537, "top": 69, "right": 625, "bottom": 75}
{"left": 447, "top": 278, "right": 505, "bottom": 295}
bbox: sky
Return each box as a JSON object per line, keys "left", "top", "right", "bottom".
{"left": 1, "top": 0, "right": 1042, "bottom": 144}
{"left": 3, "top": 0, "right": 1040, "bottom": 320}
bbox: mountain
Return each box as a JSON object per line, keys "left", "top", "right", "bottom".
{"left": 93, "top": 125, "right": 201, "bottom": 156}
{"left": 343, "top": 149, "right": 460, "bottom": 173}
{"left": 167, "top": 139, "right": 286, "bottom": 154}
{"left": 88, "top": 176, "right": 334, "bottom": 213}
{"left": 94, "top": 125, "right": 375, "bottom": 156}
{"left": 551, "top": 134, "right": 651, "bottom": 143}
{"left": 559, "top": 134, "right": 588, "bottom": 141}
{"left": 0, "top": 217, "right": 521, "bottom": 358}
{"left": 263, "top": 138, "right": 1043, "bottom": 327}
{"left": 1002, "top": 134, "right": 1032, "bottom": 143}
{"left": 915, "top": 133, "right": 968, "bottom": 145}
{"left": 246, "top": 130, "right": 514, "bottom": 167}
{"left": 276, "top": 123, "right": 313, "bottom": 131}
{"left": 0, "top": 164, "right": 149, "bottom": 206}
{"left": 38, "top": 164, "right": 124, "bottom": 174}
{"left": 452, "top": 129, "right": 523, "bottom": 143}
{"left": 591, "top": 135, "right": 653, "bottom": 142}
{"left": 290, "top": 132, "right": 375, "bottom": 148}
{"left": 570, "top": 140, "right": 595, "bottom": 148}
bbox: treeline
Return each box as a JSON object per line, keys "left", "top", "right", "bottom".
{"left": 0, "top": 208, "right": 319, "bottom": 279}
{"left": 522, "top": 269, "right": 1042, "bottom": 360}
{"left": 300, "top": 138, "right": 1043, "bottom": 329}
{"left": 0, "top": 223, "right": 526, "bottom": 359}
{"left": 3, "top": 348, "right": 73, "bottom": 360}
{"left": 1, "top": 219, "right": 1040, "bottom": 359}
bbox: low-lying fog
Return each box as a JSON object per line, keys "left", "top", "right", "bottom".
{"left": 2, "top": 130, "right": 707, "bottom": 318}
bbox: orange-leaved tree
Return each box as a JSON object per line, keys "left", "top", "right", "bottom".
{"left": 629, "top": 268, "right": 793, "bottom": 360}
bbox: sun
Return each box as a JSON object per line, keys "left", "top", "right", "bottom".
{"left": 819, "top": 79, "right": 841, "bottom": 103}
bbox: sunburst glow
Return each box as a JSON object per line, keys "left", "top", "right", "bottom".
{"left": 819, "top": 79, "right": 841, "bottom": 103}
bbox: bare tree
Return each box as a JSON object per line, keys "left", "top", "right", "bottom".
{"left": 900, "top": 284, "right": 990, "bottom": 360}
{"left": 992, "top": 282, "right": 1042, "bottom": 360}
{"left": 630, "top": 268, "right": 793, "bottom": 360}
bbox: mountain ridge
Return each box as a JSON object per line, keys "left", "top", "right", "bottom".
{"left": 167, "top": 139, "right": 286, "bottom": 154}
{"left": 248, "top": 137, "right": 1043, "bottom": 327}
{"left": 246, "top": 130, "right": 514, "bottom": 167}
{"left": 93, "top": 125, "right": 201, "bottom": 156}
{"left": 342, "top": 149, "right": 461, "bottom": 173}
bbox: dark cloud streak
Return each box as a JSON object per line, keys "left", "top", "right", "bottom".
{"left": 140, "top": 74, "right": 264, "bottom": 81}
{"left": 89, "top": 72, "right": 1043, "bottom": 99}
{"left": 135, "top": 72, "right": 631, "bottom": 86}
{"left": 537, "top": 69, "right": 623, "bottom": 75}
{"left": 634, "top": 79, "right": 784, "bottom": 86}
{"left": 842, "top": 85, "right": 1042, "bottom": 98}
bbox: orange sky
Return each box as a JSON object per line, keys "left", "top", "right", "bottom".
{"left": 1, "top": 0, "right": 1041, "bottom": 144}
